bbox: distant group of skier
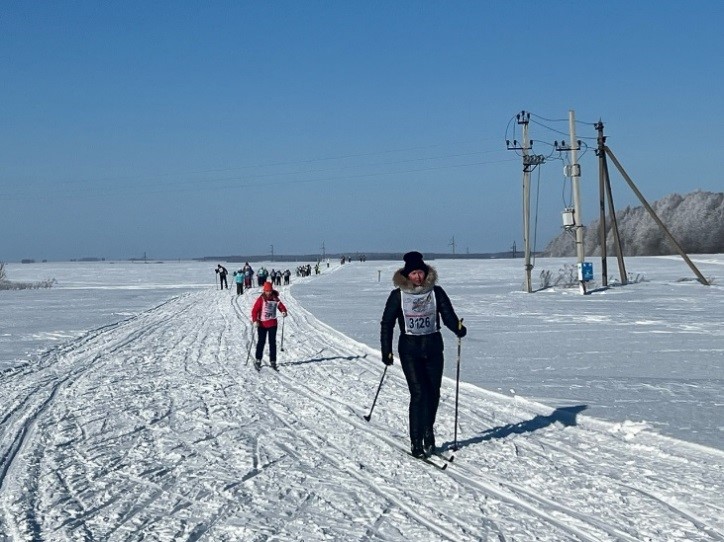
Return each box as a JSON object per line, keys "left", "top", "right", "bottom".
{"left": 215, "top": 263, "right": 292, "bottom": 295}
{"left": 214, "top": 250, "right": 466, "bottom": 459}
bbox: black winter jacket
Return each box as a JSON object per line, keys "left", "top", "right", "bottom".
{"left": 380, "top": 266, "right": 462, "bottom": 362}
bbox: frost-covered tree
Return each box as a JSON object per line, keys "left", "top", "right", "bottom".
{"left": 0, "top": 262, "right": 56, "bottom": 290}
{"left": 544, "top": 191, "right": 724, "bottom": 256}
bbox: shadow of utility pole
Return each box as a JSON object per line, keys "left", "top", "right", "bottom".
{"left": 444, "top": 405, "right": 588, "bottom": 452}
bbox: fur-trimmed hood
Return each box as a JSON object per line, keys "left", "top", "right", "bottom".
{"left": 392, "top": 265, "right": 438, "bottom": 294}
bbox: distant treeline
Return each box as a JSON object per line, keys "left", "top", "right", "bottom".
{"left": 544, "top": 191, "right": 724, "bottom": 257}
{"left": 196, "top": 251, "right": 520, "bottom": 263}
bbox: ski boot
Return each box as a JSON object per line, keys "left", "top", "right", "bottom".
{"left": 253, "top": 359, "right": 262, "bottom": 371}
{"left": 423, "top": 428, "right": 436, "bottom": 456}
{"left": 411, "top": 439, "right": 425, "bottom": 458}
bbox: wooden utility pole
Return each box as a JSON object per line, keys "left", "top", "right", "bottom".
{"left": 597, "top": 123, "right": 608, "bottom": 285}
{"left": 595, "top": 121, "right": 627, "bottom": 285}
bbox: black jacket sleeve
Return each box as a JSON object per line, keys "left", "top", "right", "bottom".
{"left": 380, "top": 289, "right": 401, "bottom": 360}
{"left": 434, "top": 286, "right": 462, "bottom": 335}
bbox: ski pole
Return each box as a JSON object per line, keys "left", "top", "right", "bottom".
{"left": 280, "top": 315, "right": 285, "bottom": 352}
{"left": 245, "top": 326, "right": 256, "bottom": 366}
{"left": 452, "top": 318, "right": 463, "bottom": 452}
{"left": 363, "top": 365, "right": 388, "bottom": 421}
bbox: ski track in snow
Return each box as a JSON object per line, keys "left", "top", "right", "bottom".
{"left": 1, "top": 273, "right": 723, "bottom": 541}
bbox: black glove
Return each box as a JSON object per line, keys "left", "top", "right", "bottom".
{"left": 382, "top": 352, "right": 394, "bottom": 366}
{"left": 456, "top": 325, "right": 467, "bottom": 339}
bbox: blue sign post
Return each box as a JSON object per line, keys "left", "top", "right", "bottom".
{"left": 578, "top": 262, "right": 594, "bottom": 282}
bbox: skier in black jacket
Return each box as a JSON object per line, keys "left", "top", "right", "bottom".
{"left": 380, "top": 251, "right": 466, "bottom": 458}
{"left": 216, "top": 264, "right": 228, "bottom": 290}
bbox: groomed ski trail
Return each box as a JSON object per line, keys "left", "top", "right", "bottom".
{"left": 0, "top": 278, "right": 722, "bottom": 541}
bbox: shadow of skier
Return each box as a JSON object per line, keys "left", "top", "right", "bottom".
{"left": 442, "top": 405, "right": 588, "bottom": 452}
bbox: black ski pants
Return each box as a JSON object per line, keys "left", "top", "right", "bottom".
{"left": 255, "top": 325, "right": 278, "bottom": 362}
{"left": 398, "top": 332, "right": 445, "bottom": 443}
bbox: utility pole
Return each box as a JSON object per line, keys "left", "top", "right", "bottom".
{"left": 597, "top": 120, "right": 609, "bottom": 286}
{"left": 321, "top": 241, "right": 326, "bottom": 261}
{"left": 507, "top": 111, "right": 534, "bottom": 292}
{"left": 595, "top": 120, "right": 628, "bottom": 286}
{"left": 556, "top": 110, "right": 588, "bottom": 293}
{"left": 270, "top": 244, "right": 274, "bottom": 262}
{"left": 507, "top": 110, "right": 545, "bottom": 291}
{"left": 521, "top": 115, "right": 532, "bottom": 292}
{"left": 568, "top": 110, "right": 585, "bottom": 266}
{"left": 511, "top": 241, "right": 517, "bottom": 258}
{"left": 449, "top": 236, "right": 456, "bottom": 255}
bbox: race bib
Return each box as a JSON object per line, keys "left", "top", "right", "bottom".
{"left": 261, "top": 300, "right": 278, "bottom": 322}
{"left": 401, "top": 291, "right": 437, "bottom": 335}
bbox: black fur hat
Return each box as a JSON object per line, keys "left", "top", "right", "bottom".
{"left": 402, "top": 251, "right": 428, "bottom": 277}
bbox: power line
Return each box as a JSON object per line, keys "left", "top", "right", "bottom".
{"left": 1, "top": 156, "right": 518, "bottom": 201}
{"left": 2, "top": 142, "right": 507, "bottom": 195}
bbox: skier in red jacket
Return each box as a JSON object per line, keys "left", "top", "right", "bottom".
{"left": 251, "top": 281, "right": 287, "bottom": 370}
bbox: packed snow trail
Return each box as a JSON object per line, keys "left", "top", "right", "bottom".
{"left": 1, "top": 281, "right": 722, "bottom": 541}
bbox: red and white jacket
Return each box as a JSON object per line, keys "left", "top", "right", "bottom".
{"left": 251, "top": 292, "right": 287, "bottom": 328}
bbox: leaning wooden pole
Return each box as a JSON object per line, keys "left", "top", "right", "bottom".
{"left": 604, "top": 147, "right": 710, "bottom": 286}
{"left": 602, "top": 155, "right": 628, "bottom": 285}
{"left": 597, "top": 126, "right": 609, "bottom": 286}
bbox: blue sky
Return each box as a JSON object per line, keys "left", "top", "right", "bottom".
{"left": 2, "top": 1, "right": 722, "bottom": 261}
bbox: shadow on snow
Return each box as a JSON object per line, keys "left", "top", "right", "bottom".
{"left": 281, "top": 354, "right": 368, "bottom": 368}
{"left": 443, "top": 405, "right": 588, "bottom": 452}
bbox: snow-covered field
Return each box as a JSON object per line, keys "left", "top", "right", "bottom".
{"left": 1, "top": 256, "right": 722, "bottom": 541}
{"left": 295, "top": 256, "right": 724, "bottom": 451}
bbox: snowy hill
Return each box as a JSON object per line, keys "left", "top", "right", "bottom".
{"left": 1, "top": 263, "right": 723, "bottom": 541}
{"left": 545, "top": 191, "right": 724, "bottom": 257}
